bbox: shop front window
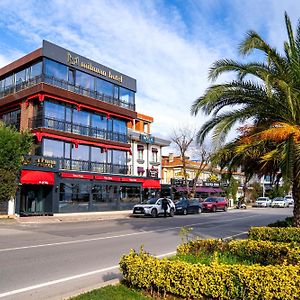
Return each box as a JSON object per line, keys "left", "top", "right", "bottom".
{"left": 120, "top": 186, "right": 141, "bottom": 209}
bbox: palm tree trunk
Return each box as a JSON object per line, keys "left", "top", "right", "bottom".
{"left": 292, "top": 171, "right": 300, "bottom": 227}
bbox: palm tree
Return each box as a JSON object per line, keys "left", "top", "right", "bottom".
{"left": 191, "top": 13, "right": 300, "bottom": 226}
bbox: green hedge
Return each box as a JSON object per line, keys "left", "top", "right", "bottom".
{"left": 176, "top": 239, "right": 300, "bottom": 265}
{"left": 249, "top": 227, "right": 300, "bottom": 242}
{"left": 120, "top": 249, "right": 300, "bottom": 300}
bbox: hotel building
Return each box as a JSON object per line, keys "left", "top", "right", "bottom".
{"left": 0, "top": 40, "right": 169, "bottom": 215}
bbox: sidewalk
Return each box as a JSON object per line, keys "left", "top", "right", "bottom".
{"left": 0, "top": 210, "right": 132, "bottom": 224}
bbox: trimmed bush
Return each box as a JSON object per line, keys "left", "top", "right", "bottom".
{"left": 120, "top": 249, "right": 300, "bottom": 300}
{"left": 268, "top": 217, "right": 294, "bottom": 227}
{"left": 177, "top": 239, "right": 300, "bottom": 265}
{"left": 249, "top": 227, "right": 300, "bottom": 242}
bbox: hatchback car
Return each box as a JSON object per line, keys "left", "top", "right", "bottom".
{"left": 132, "top": 198, "right": 175, "bottom": 217}
{"left": 253, "top": 197, "right": 272, "bottom": 207}
{"left": 271, "top": 197, "right": 289, "bottom": 208}
{"left": 175, "top": 198, "right": 202, "bottom": 215}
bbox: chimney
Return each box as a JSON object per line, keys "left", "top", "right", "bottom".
{"left": 169, "top": 153, "right": 174, "bottom": 162}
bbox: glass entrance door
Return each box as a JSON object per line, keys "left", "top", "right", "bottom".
{"left": 20, "top": 185, "right": 52, "bottom": 215}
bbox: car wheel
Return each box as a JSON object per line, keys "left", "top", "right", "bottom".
{"left": 169, "top": 208, "right": 175, "bottom": 217}
{"left": 212, "top": 206, "right": 216, "bottom": 213}
{"left": 223, "top": 205, "right": 228, "bottom": 212}
{"left": 183, "top": 208, "right": 187, "bottom": 215}
{"left": 197, "top": 207, "right": 202, "bottom": 214}
{"left": 151, "top": 208, "right": 158, "bottom": 218}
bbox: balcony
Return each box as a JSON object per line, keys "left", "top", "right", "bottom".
{"left": 150, "top": 161, "right": 160, "bottom": 166}
{"left": 23, "top": 155, "right": 128, "bottom": 175}
{"left": 0, "top": 74, "right": 135, "bottom": 111}
{"left": 29, "top": 116, "right": 128, "bottom": 143}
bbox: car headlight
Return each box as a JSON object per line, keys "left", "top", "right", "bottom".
{"left": 143, "top": 206, "right": 153, "bottom": 209}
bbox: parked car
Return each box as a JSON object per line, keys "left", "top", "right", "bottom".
{"left": 201, "top": 197, "right": 228, "bottom": 212}
{"left": 175, "top": 198, "right": 202, "bottom": 215}
{"left": 284, "top": 195, "right": 294, "bottom": 206}
{"left": 253, "top": 197, "right": 272, "bottom": 207}
{"left": 271, "top": 197, "right": 289, "bottom": 208}
{"left": 132, "top": 198, "right": 175, "bottom": 217}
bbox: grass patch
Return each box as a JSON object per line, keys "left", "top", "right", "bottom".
{"left": 71, "top": 284, "right": 152, "bottom": 300}
{"left": 170, "top": 251, "right": 255, "bottom": 265}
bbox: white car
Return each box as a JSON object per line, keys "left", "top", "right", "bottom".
{"left": 271, "top": 197, "right": 289, "bottom": 208}
{"left": 254, "top": 197, "right": 272, "bottom": 207}
{"left": 284, "top": 195, "right": 294, "bottom": 206}
{"left": 132, "top": 198, "right": 175, "bottom": 217}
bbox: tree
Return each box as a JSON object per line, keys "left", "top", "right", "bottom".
{"left": 0, "top": 122, "right": 32, "bottom": 213}
{"left": 191, "top": 13, "right": 300, "bottom": 226}
{"left": 170, "top": 127, "right": 195, "bottom": 194}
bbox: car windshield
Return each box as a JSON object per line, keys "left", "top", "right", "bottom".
{"left": 176, "top": 200, "right": 187, "bottom": 205}
{"left": 205, "top": 197, "right": 217, "bottom": 202}
{"left": 145, "top": 198, "right": 158, "bottom": 204}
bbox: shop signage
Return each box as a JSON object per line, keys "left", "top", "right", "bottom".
{"left": 67, "top": 52, "right": 123, "bottom": 83}
{"left": 23, "top": 156, "right": 58, "bottom": 169}
{"left": 203, "top": 181, "right": 220, "bottom": 187}
{"left": 95, "top": 175, "right": 121, "bottom": 181}
{"left": 140, "top": 134, "right": 154, "bottom": 144}
{"left": 61, "top": 172, "right": 93, "bottom": 179}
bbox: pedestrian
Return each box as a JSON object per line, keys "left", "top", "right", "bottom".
{"left": 161, "top": 197, "right": 170, "bottom": 218}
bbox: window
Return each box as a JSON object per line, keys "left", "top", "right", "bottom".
{"left": 152, "top": 148, "right": 158, "bottom": 162}
{"left": 2, "top": 109, "right": 21, "bottom": 129}
{"left": 143, "top": 123, "right": 148, "bottom": 133}
{"left": 91, "top": 146, "right": 106, "bottom": 162}
{"left": 30, "top": 62, "right": 42, "bottom": 79}
{"left": 45, "top": 59, "right": 68, "bottom": 81}
{"left": 72, "top": 144, "right": 89, "bottom": 161}
{"left": 91, "top": 113, "right": 107, "bottom": 130}
{"left": 4, "top": 75, "right": 14, "bottom": 91}
{"left": 15, "top": 69, "right": 27, "bottom": 85}
{"left": 112, "top": 150, "right": 126, "bottom": 165}
{"left": 119, "top": 87, "right": 134, "bottom": 104}
{"left": 76, "top": 70, "right": 95, "bottom": 91}
{"left": 137, "top": 145, "right": 144, "bottom": 160}
{"left": 112, "top": 118, "right": 127, "bottom": 135}
{"left": 43, "top": 139, "right": 64, "bottom": 158}
{"left": 44, "top": 101, "right": 65, "bottom": 120}
{"left": 95, "top": 78, "right": 113, "bottom": 97}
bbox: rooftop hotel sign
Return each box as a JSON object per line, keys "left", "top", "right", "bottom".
{"left": 42, "top": 40, "right": 136, "bottom": 91}
{"left": 67, "top": 52, "right": 123, "bottom": 83}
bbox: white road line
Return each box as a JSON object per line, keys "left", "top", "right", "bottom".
{"left": 0, "top": 229, "right": 250, "bottom": 298}
{"left": 0, "top": 215, "right": 257, "bottom": 253}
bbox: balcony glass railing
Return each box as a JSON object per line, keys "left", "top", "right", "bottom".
{"left": 29, "top": 116, "right": 128, "bottom": 143}
{"left": 0, "top": 74, "right": 135, "bottom": 111}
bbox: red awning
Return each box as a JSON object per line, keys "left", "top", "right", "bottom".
{"left": 21, "top": 170, "right": 55, "bottom": 185}
{"left": 60, "top": 172, "right": 94, "bottom": 179}
{"left": 142, "top": 179, "right": 161, "bottom": 189}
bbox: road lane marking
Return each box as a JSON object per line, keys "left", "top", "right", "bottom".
{"left": 0, "top": 250, "right": 176, "bottom": 298}
{"left": 0, "top": 215, "right": 257, "bottom": 253}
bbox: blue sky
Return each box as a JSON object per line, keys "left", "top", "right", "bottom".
{"left": 0, "top": 0, "right": 299, "bottom": 146}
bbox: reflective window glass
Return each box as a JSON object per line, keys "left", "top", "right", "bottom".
{"left": 15, "top": 69, "right": 26, "bottom": 85}
{"left": 4, "top": 75, "right": 14, "bottom": 90}
{"left": 76, "top": 71, "right": 94, "bottom": 91}
{"left": 112, "top": 150, "right": 126, "bottom": 165}
{"left": 119, "top": 87, "right": 134, "bottom": 104}
{"left": 72, "top": 144, "right": 89, "bottom": 161}
{"left": 44, "top": 101, "right": 65, "bottom": 120}
{"left": 45, "top": 59, "right": 68, "bottom": 81}
{"left": 113, "top": 118, "right": 127, "bottom": 135}
{"left": 31, "top": 61, "right": 42, "bottom": 78}
{"left": 91, "top": 113, "right": 107, "bottom": 130}
{"left": 64, "top": 142, "right": 71, "bottom": 159}
{"left": 91, "top": 147, "right": 106, "bottom": 162}
{"left": 43, "top": 138, "right": 64, "bottom": 158}
{"left": 95, "top": 78, "right": 113, "bottom": 96}
{"left": 73, "top": 109, "right": 90, "bottom": 126}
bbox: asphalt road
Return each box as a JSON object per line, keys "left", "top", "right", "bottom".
{"left": 0, "top": 207, "right": 293, "bottom": 300}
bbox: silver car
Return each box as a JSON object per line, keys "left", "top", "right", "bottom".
{"left": 132, "top": 198, "right": 175, "bottom": 217}
{"left": 271, "top": 197, "right": 289, "bottom": 208}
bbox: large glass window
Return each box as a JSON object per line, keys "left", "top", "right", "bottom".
{"left": 44, "top": 101, "right": 65, "bottom": 120}
{"left": 43, "top": 139, "right": 64, "bottom": 158}
{"left": 2, "top": 109, "right": 21, "bottom": 129}
{"left": 120, "top": 186, "right": 141, "bottom": 209}
{"left": 96, "top": 78, "right": 113, "bottom": 97}
{"left": 119, "top": 87, "right": 134, "bottom": 104}
{"left": 91, "top": 146, "right": 106, "bottom": 162}
{"left": 113, "top": 118, "right": 127, "bottom": 135}
{"left": 112, "top": 150, "right": 126, "bottom": 165}
{"left": 76, "top": 70, "right": 95, "bottom": 91}
{"left": 4, "top": 75, "right": 14, "bottom": 91}
{"left": 72, "top": 144, "right": 89, "bottom": 161}
{"left": 15, "top": 69, "right": 27, "bottom": 85}
{"left": 30, "top": 61, "right": 42, "bottom": 79}
{"left": 45, "top": 59, "right": 68, "bottom": 81}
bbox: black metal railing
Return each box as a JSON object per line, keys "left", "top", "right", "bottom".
{"left": 0, "top": 74, "right": 135, "bottom": 111}
{"left": 29, "top": 116, "right": 128, "bottom": 143}
{"left": 23, "top": 155, "right": 128, "bottom": 175}
{"left": 59, "top": 158, "right": 128, "bottom": 174}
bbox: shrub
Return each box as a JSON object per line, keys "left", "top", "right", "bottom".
{"left": 268, "top": 217, "right": 294, "bottom": 227}
{"left": 249, "top": 227, "right": 300, "bottom": 242}
{"left": 177, "top": 239, "right": 300, "bottom": 265}
{"left": 120, "top": 249, "right": 300, "bottom": 300}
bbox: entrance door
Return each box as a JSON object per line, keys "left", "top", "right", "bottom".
{"left": 20, "top": 185, "right": 52, "bottom": 215}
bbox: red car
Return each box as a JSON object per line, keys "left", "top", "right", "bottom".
{"left": 202, "top": 197, "right": 228, "bottom": 212}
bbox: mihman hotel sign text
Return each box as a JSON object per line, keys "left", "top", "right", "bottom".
{"left": 67, "top": 52, "right": 123, "bottom": 83}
